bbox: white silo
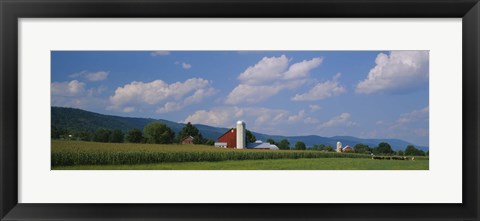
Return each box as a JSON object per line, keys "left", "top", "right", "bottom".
{"left": 336, "top": 141, "right": 342, "bottom": 152}
{"left": 236, "top": 120, "right": 246, "bottom": 149}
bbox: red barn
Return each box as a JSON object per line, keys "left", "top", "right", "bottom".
{"left": 342, "top": 145, "right": 353, "bottom": 152}
{"left": 217, "top": 128, "right": 237, "bottom": 148}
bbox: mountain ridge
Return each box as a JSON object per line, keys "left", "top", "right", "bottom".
{"left": 51, "top": 106, "right": 429, "bottom": 151}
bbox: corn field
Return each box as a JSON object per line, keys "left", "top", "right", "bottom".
{"left": 52, "top": 140, "right": 373, "bottom": 166}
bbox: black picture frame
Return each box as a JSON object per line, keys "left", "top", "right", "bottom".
{"left": 1, "top": 0, "right": 479, "bottom": 220}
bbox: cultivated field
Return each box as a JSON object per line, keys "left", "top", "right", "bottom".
{"left": 54, "top": 158, "right": 429, "bottom": 170}
{"left": 51, "top": 140, "right": 429, "bottom": 170}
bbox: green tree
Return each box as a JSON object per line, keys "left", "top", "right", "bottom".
{"left": 246, "top": 129, "right": 256, "bottom": 143}
{"left": 143, "top": 122, "right": 175, "bottom": 144}
{"left": 93, "top": 128, "right": 111, "bottom": 142}
{"left": 318, "top": 144, "right": 327, "bottom": 151}
{"left": 266, "top": 138, "right": 276, "bottom": 145}
{"left": 353, "top": 143, "right": 370, "bottom": 154}
{"left": 52, "top": 126, "right": 69, "bottom": 139}
{"left": 278, "top": 139, "right": 290, "bottom": 150}
{"left": 325, "top": 145, "right": 334, "bottom": 152}
{"left": 418, "top": 149, "right": 426, "bottom": 156}
{"left": 109, "top": 129, "right": 124, "bottom": 143}
{"left": 375, "top": 142, "right": 394, "bottom": 155}
{"left": 426, "top": 150, "right": 429, "bottom": 156}
{"left": 126, "top": 128, "right": 143, "bottom": 143}
{"left": 404, "top": 145, "right": 425, "bottom": 156}
{"left": 177, "top": 122, "right": 203, "bottom": 144}
{"left": 73, "top": 131, "right": 92, "bottom": 141}
{"left": 192, "top": 135, "right": 205, "bottom": 144}
{"left": 398, "top": 150, "right": 405, "bottom": 156}
{"left": 294, "top": 141, "right": 306, "bottom": 150}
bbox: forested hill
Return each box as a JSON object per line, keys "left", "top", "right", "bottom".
{"left": 51, "top": 107, "right": 227, "bottom": 141}
{"left": 51, "top": 106, "right": 428, "bottom": 151}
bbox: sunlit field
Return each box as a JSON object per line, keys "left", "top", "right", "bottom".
{"left": 52, "top": 140, "right": 429, "bottom": 170}
{"left": 53, "top": 158, "right": 429, "bottom": 170}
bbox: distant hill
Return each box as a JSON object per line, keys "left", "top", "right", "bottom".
{"left": 51, "top": 107, "right": 226, "bottom": 140}
{"left": 51, "top": 107, "right": 428, "bottom": 151}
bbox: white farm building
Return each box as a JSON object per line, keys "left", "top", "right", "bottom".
{"left": 247, "top": 140, "right": 279, "bottom": 150}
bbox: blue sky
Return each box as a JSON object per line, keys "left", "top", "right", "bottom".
{"left": 51, "top": 51, "right": 429, "bottom": 146}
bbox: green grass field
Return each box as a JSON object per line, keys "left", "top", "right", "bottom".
{"left": 51, "top": 140, "right": 429, "bottom": 170}
{"left": 53, "top": 158, "right": 429, "bottom": 170}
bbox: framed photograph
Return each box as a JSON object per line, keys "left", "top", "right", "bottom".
{"left": 49, "top": 50, "right": 430, "bottom": 171}
{"left": 1, "top": 0, "right": 479, "bottom": 220}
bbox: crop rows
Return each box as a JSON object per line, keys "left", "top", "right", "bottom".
{"left": 52, "top": 140, "right": 375, "bottom": 166}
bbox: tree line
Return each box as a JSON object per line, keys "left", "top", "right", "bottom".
{"left": 350, "top": 142, "right": 428, "bottom": 156}
{"left": 53, "top": 123, "right": 428, "bottom": 156}
{"left": 52, "top": 122, "right": 215, "bottom": 145}
{"left": 264, "top": 139, "right": 428, "bottom": 156}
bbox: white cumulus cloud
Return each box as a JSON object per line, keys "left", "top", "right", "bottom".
{"left": 183, "top": 108, "right": 238, "bottom": 127}
{"left": 108, "top": 78, "right": 215, "bottom": 113}
{"left": 292, "top": 73, "right": 346, "bottom": 101}
{"left": 237, "top": 55, "right": 289, "bottom": 85}
{"left": 226, "top": 55, "right": 323, "bottom": 104}
{"left": 225, "top": 84, "right": 284, "bottom": 105}
{"left": 183, "top": 88, "right": 216, "bottom": 105}
{"left": 283, "top": 57, "right": 323, "bottom": 80}
{"left": 356, "top": 51, "right": 429, "bottom": 94}
{"left": 156, "top": 88, "right": 216, "bottom": 114}
{"left": 51, "top": 80, "right": 85, "bottom": 96}
{"left": 51, "top": 80, "right": 107, "bottom": 109}
{"left": 156, "top": 102, "right": 184, "bottom": 114}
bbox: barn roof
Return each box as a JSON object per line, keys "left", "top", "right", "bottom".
{"left": 247, "top": 141, "right": 279, "bottom": 150}
{"left": 182, "top": 136, "right": 194, "bottom": 141}
{"left": 218, "top": 128, "right": 235, "bottom": 140}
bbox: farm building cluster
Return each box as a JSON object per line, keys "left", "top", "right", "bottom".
{"left": 211, "top": 121, "right": 355, "bottom": 151}
{"left": 183, "top": 120, "right": 355, "bottom": 151}
{"left": 214, "top": 121, "right": 279, "bottom": 150}
{"left": 336, "top": 141, "right": 353, "bottom": 152}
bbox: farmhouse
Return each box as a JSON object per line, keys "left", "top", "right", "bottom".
{"left": 181, "top": 136, "right": 194, "bottom": 145}
{"left": 336, "top": 141, "right": 353, "bottom": 152}
{"left": 214, "top": 121, "right": 278, "bottom": 150}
